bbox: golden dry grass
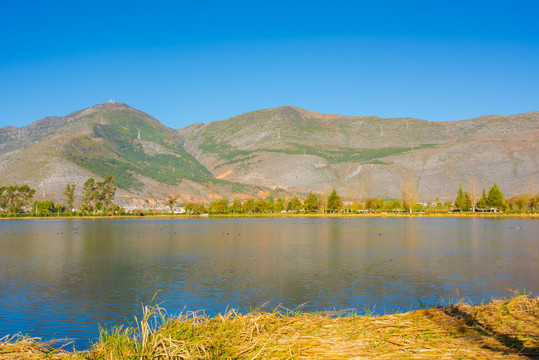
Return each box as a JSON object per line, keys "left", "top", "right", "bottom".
{"left": 1, "top": 296, "right": 538, "bottom": 359}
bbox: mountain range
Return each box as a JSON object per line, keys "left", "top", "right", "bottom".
{"left": 1, "top": 101, "right": 537, "bottom": 206}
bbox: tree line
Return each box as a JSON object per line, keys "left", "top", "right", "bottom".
{"left": 2, "top": 175, "right": 538, "bottom": 216}
{"left": 0, "top": 176, "right": 118, "bottom": 216}
{"left": 454, "top": 180, "right": 539, "bottom": 212}
{"left": 174, "top": 178, "right": 538, "bottom": 215}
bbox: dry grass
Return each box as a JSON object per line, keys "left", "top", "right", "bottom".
{"left": 1, "top": 296, "right": 538, "bottom": 359}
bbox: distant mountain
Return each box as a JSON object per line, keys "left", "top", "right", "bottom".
{"left": 178, "top": 106, "right": 539, "bottom": 200}
{"left": 0, "top": 102, "right": 284, "bottom": 205}
{"left": 1, "top": 102, "right": 537, "bottom": 205}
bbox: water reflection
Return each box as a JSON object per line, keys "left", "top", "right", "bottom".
{"left": 0, "top": 217, "right": 537, "bottom": 348}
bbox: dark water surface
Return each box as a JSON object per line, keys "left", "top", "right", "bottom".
{"left": 0, "top": 217, "right": 538, "bottom": 348}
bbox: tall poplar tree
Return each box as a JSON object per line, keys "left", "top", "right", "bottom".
{"left": 64, "top": 184, "right": 76, "bottom": 212}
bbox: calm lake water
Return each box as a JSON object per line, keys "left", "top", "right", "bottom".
{"left": 0, "top": 217, "right": 538, "bottom": 348}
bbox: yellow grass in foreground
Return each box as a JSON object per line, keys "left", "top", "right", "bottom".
{"left": 1, "top": 296, "right": 538, "bottom": 359}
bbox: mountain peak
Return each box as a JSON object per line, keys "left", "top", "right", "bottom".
{"left": 89, "top": 100, "right": 132, "bottom": 111}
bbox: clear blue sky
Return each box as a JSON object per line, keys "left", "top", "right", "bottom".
{"left": 1, "top": 0, "right": 538, "bottom": 128}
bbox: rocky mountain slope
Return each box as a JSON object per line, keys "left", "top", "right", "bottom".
{"left": 0, "top": 102, "right": 282, "bottom": 206}
{"left": 1, "top": 102, "right": 537, "bottom": 205}
{"left": 178, "top": 106, "right": 539, "bottom": 201}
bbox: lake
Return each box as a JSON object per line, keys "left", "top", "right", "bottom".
{"left": 0, "top": 217, "right": 538, "bottom": 349}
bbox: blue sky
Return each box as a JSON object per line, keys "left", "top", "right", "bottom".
{"left": 1, "top": 0, "right": 538, "bottom": 128}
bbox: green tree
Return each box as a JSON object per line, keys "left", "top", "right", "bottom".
{"left": 64, "top": 184, "right": 76, "bottom": 213}
{"left": 274, "top": 198, "right": 285, "bottom": 213}
{"left": 55, "top": 203, "right": 65, "bottom": 214}
{"left": 253, "top": 199, "right": 267, "bottom": 213}
{"left": 477, "top": 188, "right": 488, "bottom": 210}
{"left": 1, "top": 185, "right": 36, "bottom": 214}
{"left": 454, "top": 184, "right": 472, "bottom": 211}
{"left": 286, "top": 197, "right": 302, "bottom": 212}
{"left": 184, "top": 202, "right": 206, "bottom": 215}
{"left": 33, "top": 200, "right": 55, "bottom": 216}
{"left": 364, "top": 198, "right": 377, "bottom": 211}
{"left": 531, "top": 194, "right": 539, "bottom": 212}
{"left": 303, "top": 192, "right": 320, "bottom": 212}
{"left": 81, "top": 176, "right": 116, "bottom": 214}
{"left": 166, "top": 194, "right": 180, "bottom": 213}
{"left": 515, "top": 195, "right": 527, "bottom": 212}
{"left": 81, "top": 178, "right": 97, "bottom": 213}
{"left": 327, "top": 189, "right": 342, "bottom": 213}
{"left": 209, "top": 199, "right": 229, "bottom": 214}
{"left": 243, "top": 199, "right": 254, "bottom": 213}
{"left": 0, "top": 186, "right": 7, "bottom": 213}
{"left": 231, "top": 199, "right": 243, "bottom": 213}
{"left": 266, "top": 196, "right": 275, "bottom": 212}
{"left": 486, "top": 183, "right": 504, "bottom": 210}
{"left": 391, "top": 199, "right": 403, "bottom": 211}
{"left": 98, "top": 176, "right": 116, "bottom": 210}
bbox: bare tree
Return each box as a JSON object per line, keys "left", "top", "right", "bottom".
{"left": 526, "top": 175, "right": 536, "bottom": 211}
{"left": 344, "top": 185, "right": 355, "bottom": 202}
{"left": 400, "top": 175, "right": 417, "bottom": 213}
{"left": 467, "top": 177, "right": 479, "bottom": 212}
{"left": 358, "top": 180, "right": 366, "bottom": 206}
{"left": 343, "top": 185, "right": 356, "bottom": 213}
{"left": 322, "top": 183, "right": 331, "bottom": 212}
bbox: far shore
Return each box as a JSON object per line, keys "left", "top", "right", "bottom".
{"left": 1, "top": 211, "right": 539, "bottom": 220}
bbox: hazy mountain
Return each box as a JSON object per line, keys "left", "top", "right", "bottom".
{"left": 178, "top": 105, "right": 539, "bottom": 201}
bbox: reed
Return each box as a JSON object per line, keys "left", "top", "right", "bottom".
{"left": 1, "top": 296, "right": 538, "bottom": 359}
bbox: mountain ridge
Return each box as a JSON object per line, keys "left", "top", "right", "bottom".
{"left": 1, "top": 102, "right": 538, "bottom": 206}
{"left": 177, "top": 104, "right": 538, "bottom": 200}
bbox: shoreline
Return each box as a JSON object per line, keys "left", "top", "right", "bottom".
{"left": 1, "top": 296, "right": 538, "bottom": 359}
{"left": 1, "top": 212, "right": 539, "bottom": 220}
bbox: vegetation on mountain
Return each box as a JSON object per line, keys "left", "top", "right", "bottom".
{"left": 1, "top": 102, "right": 538, "bottom": 203}
{"left": 61, "top": 108, "right": 213, "bottom": 191}
{"left": 179, "top": 106, "right": 538, "bottom": 200}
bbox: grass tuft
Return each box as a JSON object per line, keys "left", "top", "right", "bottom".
{"left": 1, "top": 296, "right": 538, "bottom": 359}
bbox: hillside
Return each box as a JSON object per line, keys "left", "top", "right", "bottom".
{"left": 1, "top": 102, "right": 537, "bottom": 205}
{"left": 0, "top": 102, "right": 286, "bottom": 206}
{"left": 178, "top": 106, "right": 539, "bottom": 200}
